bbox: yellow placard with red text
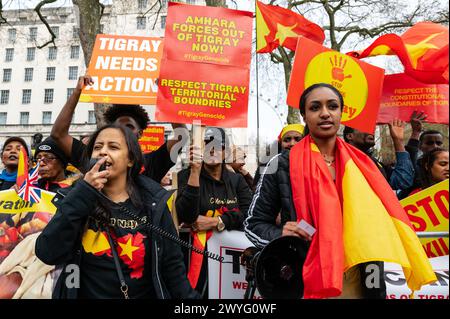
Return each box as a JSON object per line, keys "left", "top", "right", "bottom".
{"left": 0, "top": 189, "right": 57, "bottom": 263}
{"left": 287, "top": 36, "right": 385, "bottom": 134}
{"left": 401, "top": 180, "right": 449, "bottom": 258}
{"left": 80, "top": 34, "right": 164, "bottom": 105}
{"left": 138, "top": 126, "right": 165, "bottom": 154}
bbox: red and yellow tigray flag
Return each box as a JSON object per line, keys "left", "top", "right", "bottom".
{"left": 287, "top": 36, "right": 385, "bottom": 135}
{"left": 290, "top": 136, "right": 437, "bottom": 299}
{"left": 82, "top": 229, "right": 111, "bottom": 257}
{"left": 347, "top": 22, "right": 449, "bottom": 84}
{"left": 256, "top": 1, "right": 325, "bottom": 53}
{"left": 187, "top": 209, "right": 221, "bottom": 288}
{"left": 16, "top": 146, "right": 29, "bottom": 189}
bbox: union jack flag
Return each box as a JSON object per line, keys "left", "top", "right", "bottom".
{"left": 18, "top": 162, "right": 41, "bottom": 204}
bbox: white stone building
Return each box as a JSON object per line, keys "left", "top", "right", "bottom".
{"left": 0, "top": 0, "right": 203, "bottom": 153}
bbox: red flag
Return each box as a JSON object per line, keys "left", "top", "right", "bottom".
{"left": 256, "top": 1, "right": 325, "bottom": 53}
{"left": 290, "top": 136, "right": 436, "bottom": 298}
{"left": 348, "top": 22, "right": 449, "bottom": 84}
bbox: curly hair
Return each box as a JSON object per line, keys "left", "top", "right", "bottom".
{"left": 103, "top": 104, "right": 150, "bottom": 130}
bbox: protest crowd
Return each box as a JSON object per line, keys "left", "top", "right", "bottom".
{"left": 0, "top": 1, "right": 448, "bottom": 300}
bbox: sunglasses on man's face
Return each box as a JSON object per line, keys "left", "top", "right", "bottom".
{"left": 424, "top": 140, "right": 443, "bottom": 146}
{"left": 283, "top": 136, "right": 302, "bottom": 143}
{"left": 35, "top": 155, "right": 57, "bottom": 164}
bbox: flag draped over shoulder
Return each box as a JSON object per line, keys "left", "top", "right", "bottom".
{"left": 289, "top": 135, "right": 437, "bottom": 299}
{"left": 347, "top": 22, "right": 449, "bottom": 84}
{"left": 256, "top": 1, "right": 325, "bottom": 53}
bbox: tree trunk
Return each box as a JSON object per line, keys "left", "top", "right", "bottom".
{"left": 73, "top": 0, "right": 102, "bottom": 67}
{"left": 73, "top": 0, "right": 108, "bottom": 127}
{"left": 277, "top": 47, "right": 300, "bottom": 124}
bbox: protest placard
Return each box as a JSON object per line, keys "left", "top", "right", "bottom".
{"left": 156, "top": 2, "right": 253, "bottom": 127}
{"left": 0, "top": 189, "right": 57, "bottom": 263}
{"left": 138, "top": 126, "right": 165, "bottom": 153}
{"left": 401, "top": 180, "right": 449, "bottom": 258}
{"left": 378, "top": 73, "right": 449, "bottom": 124}
{"left": 287, "top": 36, "right": 385, "bottom": 134}
{"left": 80, "top": 34, "right": 163, "bottom": 105}
{"left": 208, "top": 230, "right": 262, "bottom": 299}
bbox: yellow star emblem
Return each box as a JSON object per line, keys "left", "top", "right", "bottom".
{"left": 102, "top": 96, "right": 112, "bottom": 103}
{"left": 405, "top": 32, "right": 441, "bottom": 68}
{"left": 274, "top": 23, "right": 298, "bottom": 46}
{"left": 118, "top": 237, "right": 140, "bottom": 260}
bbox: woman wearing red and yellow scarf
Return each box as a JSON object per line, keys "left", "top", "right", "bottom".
{"left": 245, "top": 83, "right": 436, "bottom": 299}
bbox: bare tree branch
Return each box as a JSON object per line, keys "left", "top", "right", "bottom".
{"left": 270, "top": 51, "right": 283, "bottom": 63}
{"left": 0, "top": 0, "right": 8, "bottom": 25}
{"left": 34, "top": 0, "right": 58, "bottom": 49}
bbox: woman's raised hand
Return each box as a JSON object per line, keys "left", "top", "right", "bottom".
{"left": 84, "top": 157, "right": 110, "bottom": 191}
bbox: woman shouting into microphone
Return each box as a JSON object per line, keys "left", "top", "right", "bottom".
{"left": 36, "top": 124, "right": 198, "bottom": 299}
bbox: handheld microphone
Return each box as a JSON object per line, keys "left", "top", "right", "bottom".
{"left": 88, "top": 157, "right": 107, "bottom": 172}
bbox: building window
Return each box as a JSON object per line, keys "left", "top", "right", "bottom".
{"left": 186, "top": 0, "right": 195, "bottom": 4}
{"left": 161, "top": 0, "right": 168, "bottom": 7}
{"left": 48, "top": 46, "right": 57, "bottom": 60}
{"left": 72, "top": 26, "right": 79, "bottom": 39}
{"left": 46, "top": 67, "right": 56, "bottom": 81}
{"left": 27, "top": 47, "right": 36, "bottom": 61}
{"left": 44, "top": 89, "right": 54, "bottom": 104}
{"left": 88, "top": 111, "right": 96, "bottom": 124}
{"left": 100, "top": 24, "right": 104, "bottom": 34}
{"left": 24, "top": 68, "right": 33, "bottom": 82}
{"left": 2, "top": 69, "right": 12, "bottom": 82}
{"left": 0, "top": 113, "right": 7, "bottom": 125}
{"left": 29, "top": 27, "right": 38, "bottom": 41}
{"left": 67, "top": 88, "right": 74, "bottom": 100}
{"left": 70, "top": 45, "right": 80, "bottom": 59}
{"left": 51, "top": 26, "right": 59, "bottom": 38}
{"left": 42, "top": 111, "right": 52, "bottom": 124}
{"left": 20, "top": 112, "right": 29, "bottom": 125}
{"left": 8, "top": 28, "right": 16, "bottom": 42}
{"left": 22, "top": 89, "right": 32, "bottom": 104}
{"left": 137, "top": 16, "right": 146, "bottom": 30}
{"left": 5, "top": 48, "right": 14, "bottom": 62}
{"left": 138, "top": 0, "right": 148, "bottom": 10}
{"left": 161, "top": 16, "right": 166, "bottom": 29}
{"left": 0, "top": 90, "right": 9, "bottom": 104}
{"left": 68, "top": 66, "right": 78, "bottom": 80}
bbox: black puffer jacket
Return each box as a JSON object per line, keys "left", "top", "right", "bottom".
{"left": 35, "top": 175, "right": 199, "bottom": 299}
{"left": 244, "top": 150, "right": 386, "bottom": 299}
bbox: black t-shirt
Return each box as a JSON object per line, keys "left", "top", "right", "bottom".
{"left": 70, "top": 138, "right": 174, "bottom": 183}
{"left": 79, "top": 199, "right": 156, "bottom": 299}
{"left": 0, "top": 179, "right": 15, "bottom": 191}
